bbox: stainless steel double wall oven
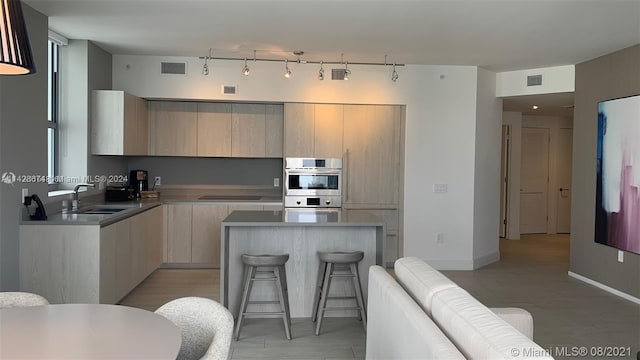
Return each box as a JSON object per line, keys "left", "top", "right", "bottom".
{"left": 284, "top": 158, "right": 342, "bottom": 209}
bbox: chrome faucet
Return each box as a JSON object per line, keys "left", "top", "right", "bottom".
{"left": 73, "top": 183, "right": 95, "bottom": 201}
{"left": 72, "top": 183, "right": 95, "bottom": 210}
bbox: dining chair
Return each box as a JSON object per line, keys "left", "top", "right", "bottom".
{"left": 0, "top": 292, "right": 49, "bottom": 309}
{"left": 155, "top": 297, "right": 234, "bottom": 360}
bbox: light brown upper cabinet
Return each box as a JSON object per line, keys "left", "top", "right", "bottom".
{"left": 284, "top": 103, "right": 314, "bottom": 157}
{"left": 265, "top": 104, "right": 284, "bottom": 158}
{"left": 91, "top": 90, "right": 148, "bottom": 155}
{"left": 284, "top": 103, "right": 343, "bottom": 158}
{"left": 149, "top": 101, "right": 198, "bottom": 156}
{"left": 197, "top": 103, "right": 232, "bottom": 157}
{"left": 231, "top": 103, "right": 267, "bottom": 157}
{"left": 343, "top": 104, "right": 402, "bottom": 208}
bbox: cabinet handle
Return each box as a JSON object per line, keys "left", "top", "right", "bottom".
{"left": 343, "top": 149, "right": 349, "bottom": 202}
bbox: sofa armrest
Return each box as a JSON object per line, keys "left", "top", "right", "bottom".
{"left": 490, "top": 307, "right": 534, "bottom": 339}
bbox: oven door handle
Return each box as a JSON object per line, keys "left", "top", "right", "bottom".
{"left": 285, "top": 169, "right": 341, "bottom": 175}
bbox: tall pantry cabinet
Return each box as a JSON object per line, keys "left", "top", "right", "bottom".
{"left": 284, "top": 103, "right": 405, "bottom": 265}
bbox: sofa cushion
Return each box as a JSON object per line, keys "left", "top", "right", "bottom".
{"left": 491, "top": 307, "right": 534, "bottom": 340}
{"left": 431, "top": 287, "right": 553, "bottom": 359}
{"left": 366, "top": 266, "right": 465, "bottom": 360}
{"left": 394, "top": 257, "right": 458, "bottom": 315}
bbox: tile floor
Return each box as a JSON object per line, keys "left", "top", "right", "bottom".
{"left": 121, "top": 234, "right": 640, "bottom": 359}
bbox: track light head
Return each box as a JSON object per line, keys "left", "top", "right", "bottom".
{"left": 242, "top": 58, "right": 250, "bottom": 76}
{"left": 284, "top": 59, "right": 291, "bottom": 78}
{"left": 202, "top": 61, "right": 209, "bottom": 76}
{"left": 318, "top": 61, "right": 324, "bottom": 80}
{"left": 202, "top": 48, "right": 211, "bottom": 76}
{"left": 391, "top": 63, "right": 399, "bottom": 82}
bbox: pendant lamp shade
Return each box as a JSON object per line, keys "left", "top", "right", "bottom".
{"left": 0, "top": 0, "right": 35, "bottom": 75}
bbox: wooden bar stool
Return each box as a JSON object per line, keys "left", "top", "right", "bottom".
{"left": 234, "top": 254, "right": 292, "bottom": 340}
{"left": 311, "top": 251, "right": 366, "bottom": 335}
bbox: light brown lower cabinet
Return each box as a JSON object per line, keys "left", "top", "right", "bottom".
{"left": 19, "top": 206, "right": 163, "bottom": 304}
{"left": 165, "top": 204, "right": 281, "bottom": 266}
{"left": 345, "top": 208, "right": 400, "bottom": 265}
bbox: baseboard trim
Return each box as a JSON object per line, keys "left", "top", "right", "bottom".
{"left": 568, "top": 271, "right": 640, "bottom": 305}
{"left": 473, "top": 251, "right": 500, "bottom": 269}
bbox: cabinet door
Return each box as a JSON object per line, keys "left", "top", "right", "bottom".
{"left": 92, "top": 90, "right": 125, "bottom": 155}
{"left": 131, "top": 206, "right": 163, "bottom": 283}
{"left": 231, "top": 103, "right": 266, "bottom": 157}
{"left": 100, "top": 218, "right": 131, "bottom": 304}
{"left": 197, "top": 103, "right": 232, "bottom": 157}
{"left": 192, "top": 204, "right": 228, "bottom": 265}
{"left": 123, "top": 93, "right": 149, "bottom": 155}
{"left": 314, "top": 104, "right": 343, "bottom": 158}
{"left": 149, "top": 101, "right": 197, "bottom": 156}
{"left": 343, "top": 105, "right": 401, "bottom": 207}
{"left": 265, "top": 104, "right": 284, "bottom": 157}
{"left": 284, "top": 103, "right": 314, "bottom": 157}
{"left": 166, "top": 205, "right": 193, "bottom": 263}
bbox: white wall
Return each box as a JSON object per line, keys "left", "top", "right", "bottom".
{"left": 113, "top": 55, "right": 498, "bottom": 270}
{"left": 472, "top": 68, "right": 503, "bottom": 268}
{"left": 502, "top": 112, "right": 522, "bottom": 239}
{"left": 496, "top": 65, "right": 575, "bottom": 97}
{"left": 0, "top": 5, "right": 48, "bottom": 290}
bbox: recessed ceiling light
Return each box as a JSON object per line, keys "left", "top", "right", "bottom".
{"left": 532, "top": 105, "right": 539, "bottom": 110}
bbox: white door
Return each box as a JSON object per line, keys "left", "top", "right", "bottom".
{"left": 520, "top": 128, "right": 549, "bottom": 234}
{"left": 556, "top": 128, "right": 573, "bottom": 233}
{"left": 499, "top": 125, "right": 510, "bottom": 238}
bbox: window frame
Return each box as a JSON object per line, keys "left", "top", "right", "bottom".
{"left": 47, "top": 39, "right": 59, "bottom": 190}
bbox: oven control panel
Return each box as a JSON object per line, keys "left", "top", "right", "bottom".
{"left": 284, "top": 196, "right": 342, "bottom": 208}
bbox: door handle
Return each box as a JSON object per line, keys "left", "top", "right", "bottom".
{"left": 559, "top": 188, "right": 570, "bottom": 191}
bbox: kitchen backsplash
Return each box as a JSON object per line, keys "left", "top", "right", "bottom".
{"left": 126, "top": 157, "right": 283, "bottom": 187}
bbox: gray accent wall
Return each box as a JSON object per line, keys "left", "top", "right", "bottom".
{"left": 126, "top": 157, "right": 283, "bottom": 186}
{"left": 571, "top": 45, "right": 640, "bottom": 298}
{"left": 0, "top": 5, "right": 47, "bottom": 290}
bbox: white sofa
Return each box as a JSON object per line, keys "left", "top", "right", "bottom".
{"left": 366, "top": 257, "right": 553, "bottom": 360}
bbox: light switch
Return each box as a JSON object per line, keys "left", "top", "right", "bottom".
{"left": 617, "top": 250, "right": 624, "bottom": 263}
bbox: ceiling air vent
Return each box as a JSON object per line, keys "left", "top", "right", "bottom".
{"left": 527, "top": 74, "right": 542, "bottom": 86}
{"left": 221, "top": 85, "right": 237, "bottom": 95}
{"left": 331, "top": 68, "right": 347, "bottom": 80}
{"left": 161, "top": 62, "right": 186, "bottom": 75}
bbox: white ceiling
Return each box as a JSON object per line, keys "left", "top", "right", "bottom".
{"left": 24, "top": 0, "right": 640, "bottom": 72}
{"left": 503, "top": 92, "right": 574, "bottom": 117}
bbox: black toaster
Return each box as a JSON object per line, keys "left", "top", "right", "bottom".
{"left": 105, "top": 186, "right": 134, "bottom": 202}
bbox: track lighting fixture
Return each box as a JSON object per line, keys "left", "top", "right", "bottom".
{"left": 284, "top": 59, "right": 292, "bottom": 78}
{"left": 198, "top": 49, "right": 404, "bottom": 81}
{"left": 202, "top": 48, "right": 211, "bottom": 75}
{"left": 318, "top": 61, "right": 324, "bottom": 80}
{"left": 391, "top": 63, "right": 399, "bottom": 82}
{"left": 242, "top": 58, "right": 250, "bottom": 76}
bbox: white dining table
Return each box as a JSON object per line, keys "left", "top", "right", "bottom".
{"left": 0, "top": 304, "right": 181, "bottom": 359}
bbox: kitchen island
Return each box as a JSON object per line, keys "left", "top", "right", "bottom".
{"left": 221, "top": 210, "right": 385, "bottom": 318}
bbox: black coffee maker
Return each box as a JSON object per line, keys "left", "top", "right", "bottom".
{"left": 129, "top": 170, "right": 148, "bottom": 198}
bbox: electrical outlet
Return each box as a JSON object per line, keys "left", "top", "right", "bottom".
{"left": 21, "top": 188, "right": 28, "bottom": 204}
{"left": 274, "top": 177, "right": 280, "bottom": 188}
{"left": 618, "top": 250, "right": 624, "bottom": 263}
{"left": 433, "top": 183, "right": 448, "bottom": 193}
{"left": 436, "top": 232, "right": 445, "bottom": 244}
{"left": 154, "top": 176, "right": 161, "bottom": 186}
